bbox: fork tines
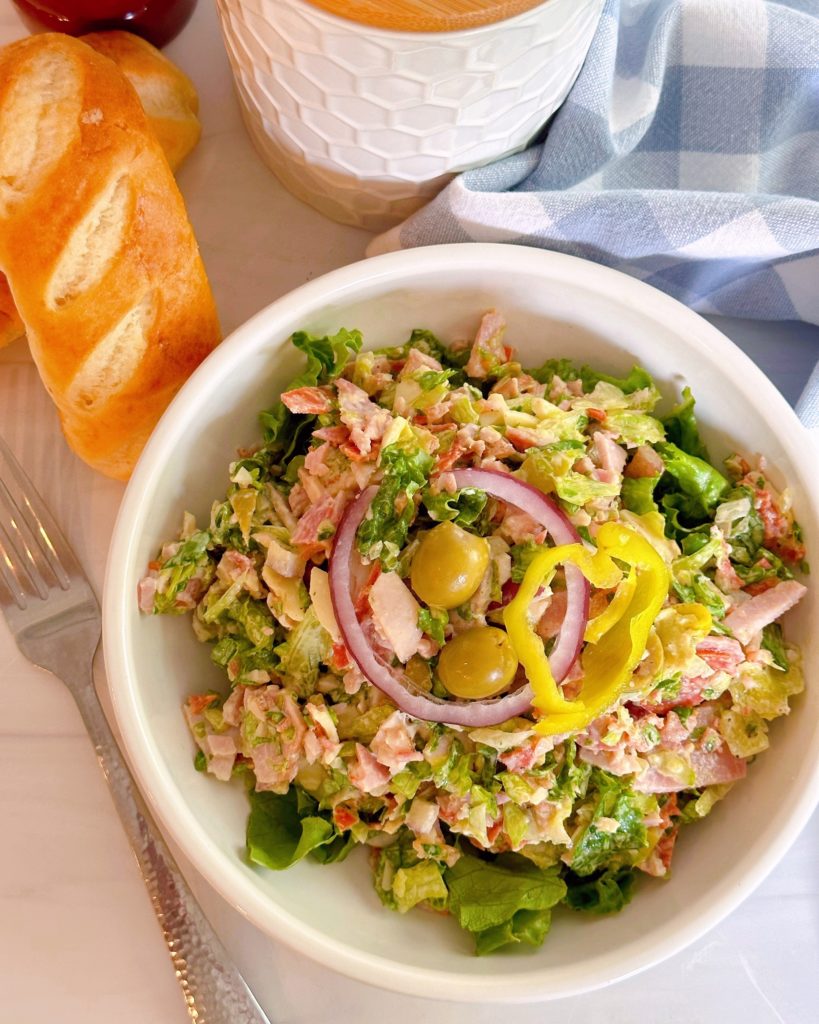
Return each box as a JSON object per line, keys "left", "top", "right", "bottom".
{"left": 0, "top": 437, "right": 72, "bottom": 611}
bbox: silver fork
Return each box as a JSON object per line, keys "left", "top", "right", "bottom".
{"left": 0, "top": 435, "right": 270, "bottom": 1024}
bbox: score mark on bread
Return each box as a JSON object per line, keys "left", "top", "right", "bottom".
{"left": 47, "top": 173, "right": 133, "bottom": 309}
{"left": 0, "top": 33, "right": 220, "bottom": 480}
{"left": 0, "top": 48, "right": 81, "bottom": 217}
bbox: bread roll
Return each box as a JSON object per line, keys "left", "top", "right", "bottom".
{"left": 0, "top": 33, "right": 221, "bottom": 479}
{"left": 82, "top": 30, "right": 201, "bottom": 173}
{"left": 0, "top": 30, "right": 202, "bottom": 352}
{"left": 0, "top": 273, "right": 24, "bottom": 348}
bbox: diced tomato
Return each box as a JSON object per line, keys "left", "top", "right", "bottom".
{"left": 354, "top": 563, "right": 382, "bottom": 619}
{"left": 655, "top": 828, "right": 678, "bottom": 872}
{"left": 435, "top": 440, "right": 468, "bottom": 472}
{"left": 487, "top": 818, "right": 504, "bottom": 844}
{"left": 187, "top": 693, "right": 219, "bottom": 714}
{"left": 587, "top": 408, "right": 607, "bottom": 423}
{"left": 754, "top": 488, "right": 806, "bottom": 563}
{"left": 745, "top": 577, "right": 780, "bottom": 596}
{"left": 331, "top": 642, "right": 351, "bottom": 670}
{"left": 333, "top": 804, "right": 358, "bottom": 830}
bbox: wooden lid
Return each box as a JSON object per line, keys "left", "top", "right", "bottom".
{"left": 303, "top": 0, "right": 548, "bottom": 33}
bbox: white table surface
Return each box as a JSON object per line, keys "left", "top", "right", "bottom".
{"left": 1, "top": 3, "right": 818, "bottom": 1022}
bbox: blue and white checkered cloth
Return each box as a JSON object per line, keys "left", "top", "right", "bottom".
{"left": 369, "top": 0, "right": 819, "bottom": 427}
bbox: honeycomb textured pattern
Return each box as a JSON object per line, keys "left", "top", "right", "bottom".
{"left": 215, "top": 0, "right": 605, "bottom": 230}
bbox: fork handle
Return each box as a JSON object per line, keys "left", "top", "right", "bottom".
{"left": 72, "top": 663, "right": 271, "bottom": 1024}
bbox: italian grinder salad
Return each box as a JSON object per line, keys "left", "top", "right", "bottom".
{"left": 139, "top": 312, "right": 807, "bottom": 954}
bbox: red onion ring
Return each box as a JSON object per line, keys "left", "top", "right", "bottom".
{"left": 328, "top": 470, "right": 589, "bottom": 727}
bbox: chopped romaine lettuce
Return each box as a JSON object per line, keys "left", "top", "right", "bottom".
{"left": 356, "top": 443, "right": 434, "bottom": 569}
{"left": 445, "top": 850, "right": 566, "bottom": 955}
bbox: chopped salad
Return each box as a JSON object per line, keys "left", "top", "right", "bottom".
{"left": 139, "top": 312, "right": 807, "bottom": 954}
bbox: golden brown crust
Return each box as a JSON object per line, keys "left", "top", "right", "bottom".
{"left": 0, "top": 273, "right": 24, "bottom": 348}
{"left": 82, "top": 30, "right": 201, "bottom": 173}
{"left": 0, "top": 29, "right": 202, "bottom": 354}
{"left": 0, "top": 33, "right": 220, "bottom": 479}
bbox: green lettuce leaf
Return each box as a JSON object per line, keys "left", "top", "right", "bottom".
{"left": 445, "top": 850, "right": 566, "bottom": 954}
{"left": 662, "top": 386, "right": 711, "bottom": 462}
{"left": 656, "top": 442, "right": 730, "bottom": 530}
{"left": 570, "top": 771, "right": 650, "bottom": 877}
{"left": 275, "top": 606, "right": 331, "bottom": 697}
{"left": 418, "top": 606, "right": 448, "bottom": 645}
{"left": 526, "top": 359, "right": 654, "bottom": 396}
{"left": 621, "top": 474, "right": 661, "bottom": 515}
{"left": 473, "top": 908, "right": 553, "bottom": 956}
{"left": 259, "top": 327, "right": 362, "bottom": 463}
{"left": 247, "top": 787, "right": 344, "bottom": 870}
{"left": 564, "top": 866, "right": 637, "bottom": 914}
{"left": 152, "top": 530, "right": 212, "bottom": 615}
{"left": 422, "top": 486, "right": 487, "bottom": 528}
{"left": 583, "top": 365, "right": 655, "bottom": 395}
{"left": 760, "top": 623, "right": 789, "bottom": 671}
{"left": 356, "top": 443, "right": 434, "bottom": 569}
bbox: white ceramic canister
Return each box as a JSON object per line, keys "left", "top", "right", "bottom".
{"left": 215, "top": 0, "right": 605, "bottom": 231}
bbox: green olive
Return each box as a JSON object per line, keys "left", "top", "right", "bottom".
{"left": 410, "top": 521, "right": 490, "bottom": 610}
{"left": 437, "top": 626, "right": 519, "bottom": 700}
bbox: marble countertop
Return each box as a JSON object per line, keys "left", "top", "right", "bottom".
{"left": 1, "top": 3, "right": 817, "bottom": 1022}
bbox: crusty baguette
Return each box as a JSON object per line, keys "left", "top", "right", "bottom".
{"left": 82, "top": 30, "right": 201, "bottom": 173}
{"left": 0, "top": 33, "right": 221, "bottom": 479}
{"left": 0, "top": 273, "right": 24, "bottom": 348}
{"left": 0, "top": 29, "right": 201, "bottom": 352}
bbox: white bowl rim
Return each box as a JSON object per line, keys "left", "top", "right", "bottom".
{"left": 103, "top": 243, "right": 819, "bottom": 1002}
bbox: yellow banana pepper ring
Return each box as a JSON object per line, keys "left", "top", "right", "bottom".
{"left": 584, "top": 565, "right": 637, "bottom": 644}
{"left": 504, "top": 522, "right": 671, "bottom": 737}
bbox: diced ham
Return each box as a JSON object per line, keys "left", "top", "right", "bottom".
{"left": 505, "top": 426, "right": 546, "bottom": 452}
{"left": 313, "top": 425, "right": 350, "bottom": 445}
{"left": 400, "top": 347, "right": 442, "bottom": 377}
{"left": 405, "top": 797, "right": 439, "bottom": 836}
{"left": 625, "top": 444, "right": 665, "bottom": 478}
{"left": 371, "top": 711, "right": 424, "bottom": 774}
{"left": 578, "top": 745, "right": 643, "bottom": 777}
{"left": 280, "top": 385, "right": 334, "bottom": 414}
{"left": 696, "top": 635, "right": 744, "bottom": 675}
{"left": 368, "top": 571, "right": 423, "bottom": 663}
{"left": 137, "top": 574, "right": 157, "bottom": 613}
{"left": 499, "top": 736, "right": 552, "bottom": 773}
{"left": 631, "top": 674, "right": 710, "bottom": 715}
{"left": 536, "top": 590, "right": 568, "bottom": 642}
{"left": 304, "top": 442, "right": 333, "bottom": 477}
{"left": 723, "top": 580, "right": 807, "bottom": 645}
{"left": 291, "top": 492, "right": 348, "bottom": 548}
{"left": 500, "top": 506, "right": 547, "bottom": 545}
{"left": 336, "top": 378, "right": 392, "bottom": 456}
{"left": 592, "top": 432, "right": 627, "bottom": 477}
{"left": 348, "top": 743, "right": 391, "bottom": 795}
{"left": 689, "top": 744, "right": 747, "bottom": 788}
{"left": 222, "top": 685, "right": 245, "bottom": 727}
{"left": 205, "top": 733, "right": 238, "bottom": 759}
{"left": 633, "top": 766, "right": 684, "bottom": 794}
{"left": 466, "top": 309, "right": 507, "bottom": 379}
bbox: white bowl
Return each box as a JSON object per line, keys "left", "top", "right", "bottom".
{"left": 104, "top": 244, "right": 819, "bottom": 1002}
